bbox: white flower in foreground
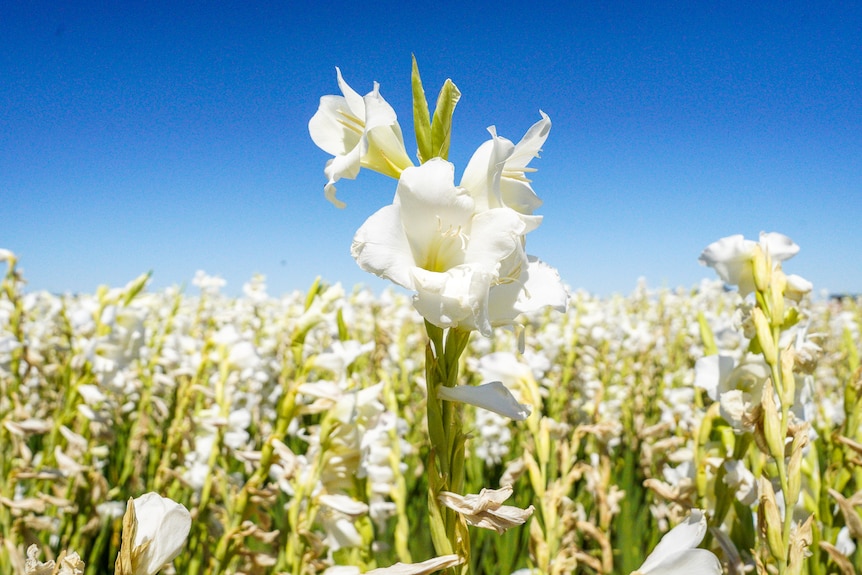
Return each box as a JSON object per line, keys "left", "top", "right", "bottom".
{"left": 438, "top": 485, "right": 534, "bottom": 533}
{"left": 633, "top": 510, "right": 721, "bottom": 575}
{"left": 309, "top": 67, "right": 414, "bottom": 207}
{"left": 698, "top": 232, "right": 799, "bottom": 296}
{"left": 351, "top": 158, "right": 528, "bottom": 335}
{"left": 437, "top": 381, "right": 531, "bottom": 421}
{"left": 116, "top": 493, "right": 192, "bottom": 575}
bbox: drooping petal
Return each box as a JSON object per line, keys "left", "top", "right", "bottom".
{"left": 364, "top": 555, "right": 463, "bottom": 575}
{"left": 437, "top": 381, "right": 531, "bottom": 420}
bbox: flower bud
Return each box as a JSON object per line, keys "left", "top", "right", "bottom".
{"left": 781, "top": 350, "right": 797, "bottom": 408}
{"left": 761, "top": 378, "right": 785, "bottom": 461}
{"left": 770, "top": 269, "right": 786, "bottom": 327}
{"left": 786, "top": 432, "right": 808, "bottom": 508}
{"left": 752, "top": 307, "right": 777, "bottom": 366}
{"left": 759, "top": 478, "right": 786, "bottom": 563}
{"left": 752, "top": 245, "right": 770, "bottom": 293}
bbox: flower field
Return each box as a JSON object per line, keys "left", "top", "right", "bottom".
{"left": 1, "top": 251, "right": 860, "bottom": 575}
{"left": 3, "top": 60, "right": 861, "bottom": 575}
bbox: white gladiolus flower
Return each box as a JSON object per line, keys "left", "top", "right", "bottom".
{"left": 633, "top": 510, "right": 721, "bottom": 575}
{"left": 694, "top": 354, "right": 769, "bottom": 430}
{"left": 698, "top": 232, "right": 799, "bottom": 296}
{"left": 123, "top": 493, "right": 192, "bottom": 575}
{"left": 437, "top": 381, "right": 531, "bottom": 420}
{"left": 309, "top": 68, "right": 414, "bottom": 207}
{"left": 352, "top": 158, "right": 528, "bottom": 335}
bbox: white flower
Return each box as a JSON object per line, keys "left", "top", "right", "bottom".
{"left": 694, "top": 354, "right": 769, "bottom": 430}
{"left": 633, "top": 510, "right": 721, "bottom": 575}
{"left": 124, "top": 493, "right": 192, "bottom": 575}
{"left": 437, "top": 381, "right": 531, "bottom": 421}
{"left": 698, "top": 232, "right": 799, "bottom": 296}
{"left": 351, "top": 158, "right": 528, "bottom": 335}
{"left": 460, "top": 112, "right": 550, "bottom": 217}
{"left": 438, "top": 485, "right": 534, "bottom": 533}
{"left": 309, "top": 68, "right": 414, "bottom": 207}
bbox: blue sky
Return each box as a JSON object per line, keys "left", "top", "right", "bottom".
{"left": 2, "top": 1, "right": 860, "bottom": 297}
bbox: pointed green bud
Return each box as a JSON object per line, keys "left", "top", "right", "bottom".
{"left": 752, "top": 244, "right": 770, "bottom": 293}
{"left": 411, "top": 55, "right": 433, "bottom": 164}
{"left": 752, "top": 307, "right": 777, "bottom": 366}
{"left": 430, "top": 79, "right": 461, "bottom": 161}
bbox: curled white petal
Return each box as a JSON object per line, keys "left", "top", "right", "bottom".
{"left": 437, "top": 381, "right": 531, "bottom": 421}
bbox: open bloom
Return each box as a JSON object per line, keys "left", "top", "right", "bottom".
{"left": 351, "top": 158, "right": 529, "bottom": 335}
{"left": 698, "top": 232, "right": 799, "bottom": 296}
{"left": 460, "top": 112, "right": 550, "bottom": 218}
{"left": 309, "top": 68, "right": 414, "bottom": 207}
{"left": 633, "top": 510, "right": 721, "bottom": 575}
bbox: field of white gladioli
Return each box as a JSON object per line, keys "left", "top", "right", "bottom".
{"left": 3, "top": 61, "right": 862, "bottom": 575}
{"left": 1, "top": 250, "right": 860, "bottom": 575}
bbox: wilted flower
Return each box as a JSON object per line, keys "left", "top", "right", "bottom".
{"left": 309, "top": 68, "right": 414, "bottom": 207}
{"left": 632, "top": 510, "right": 721, "bottom": 575}
{"left": 438, "top": 485, "right": 533, "bottom": 533}
{"left": 115, "top": 493, "right": 192, "bottom": 575}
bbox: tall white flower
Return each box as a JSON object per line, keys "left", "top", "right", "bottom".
{"left": 309, "top": 68, "right": 414, "bottom": 207}
{"left": 698, "top": 232, "right": 799, "bottom": 296}
{"left": 633, "top": 510, "right": 721, "bottom": 575}
{"left": 351, "top": 158, "right": 528, "bottom": 335}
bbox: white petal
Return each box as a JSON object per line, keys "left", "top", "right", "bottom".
{"left": 637, "top": 510, "right": 708, "bottom": 574}
{"left": 437, "top": 381, "right": 531, "bottom": 421}
{"left": 698, "top": 235, "right": 757, "bottom": 295}
{"left": 638, "top": 549, "right": 722, "bottom": 575}
{"left": 758, "top": 231, "right": 799, "bottom": 262}
{"left": 693, "top": 355, "right": 735, "bottom": 401}
{"left": 132, "top": 493, "right": 192, "bottom": 575}
{"left": 364, "top": 555, "right": 462, "bottom": 575}
{"left": 351, "top": 204, "right": 416, "bottom": 289}
{"left": 411, "top": 265, "right": 494, "bottom": 335}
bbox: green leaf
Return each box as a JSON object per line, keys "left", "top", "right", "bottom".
{"left": 411, "top": 55, "right": 433, "bottom": 164}
{"left": 430, "top": 78, "right": 461, "bottom": 160}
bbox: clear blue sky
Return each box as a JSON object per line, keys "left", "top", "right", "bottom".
{"left": 2, "top": 1, "right": 860, "bottom": 297}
